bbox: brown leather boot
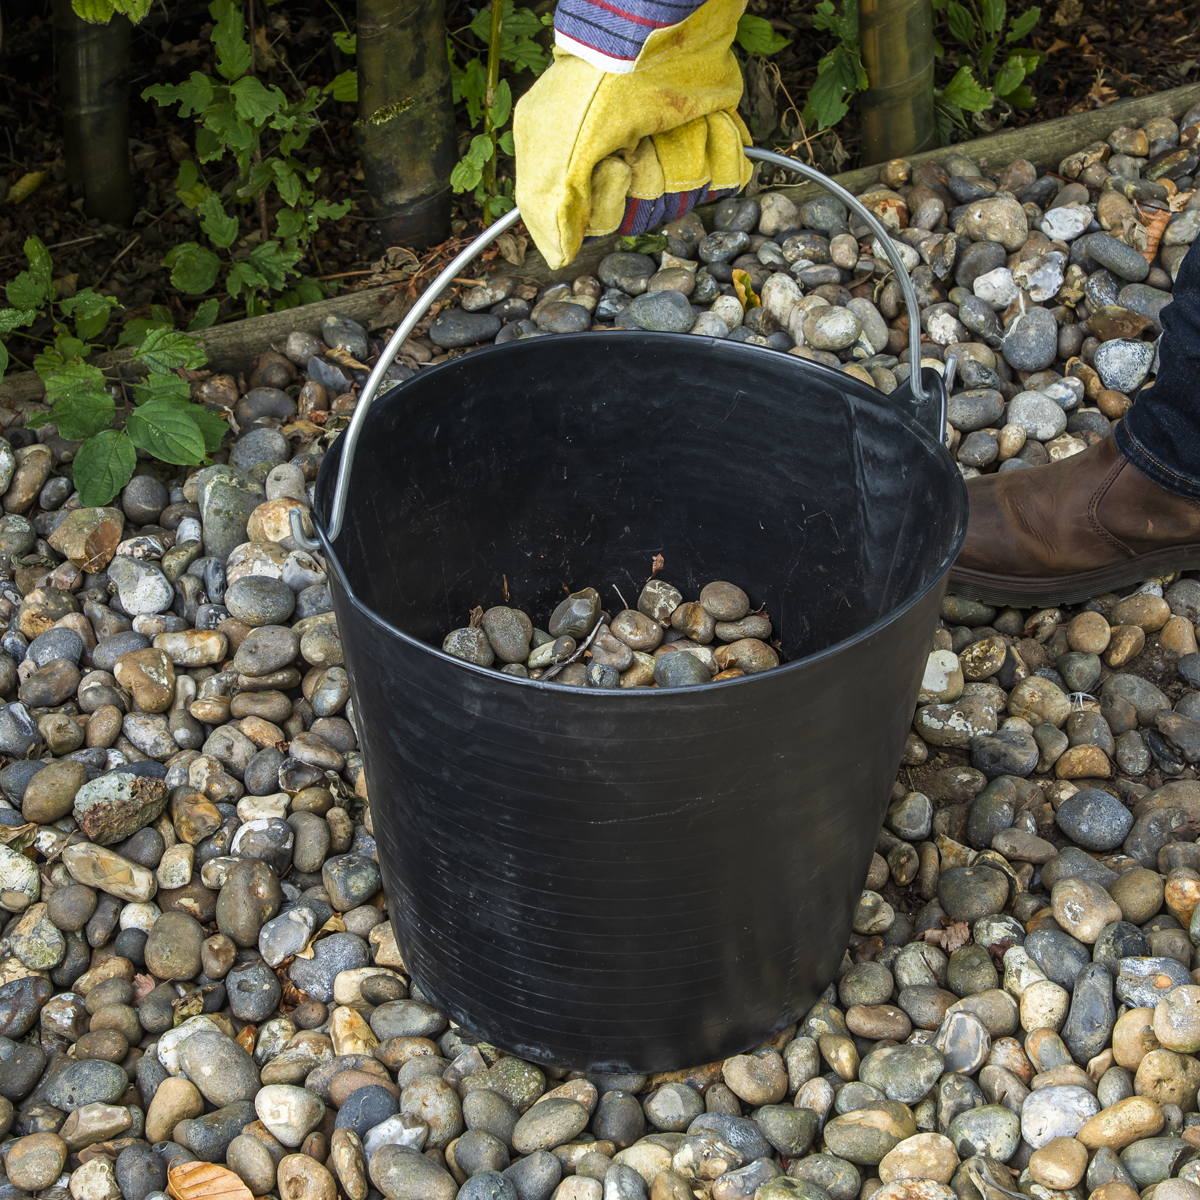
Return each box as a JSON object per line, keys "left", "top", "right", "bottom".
{"left": 949, "top": 434, "right": 1200, "bottom": 607}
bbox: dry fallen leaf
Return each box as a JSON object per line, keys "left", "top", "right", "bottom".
{"left": 650, "top": 554, "right": 665, "bottom": 578}
{"left": 326, "top": 347, "right": 368, "bottom": 371}
{"left": 922, "top": 921, "right": 971, "bottom": 953}
{"left": 496, "top": 232, "right": 528, "bottom": 266}
{"left": 469, "top": 606, "right": 484, "bottom": 629}
{"left": 168, "top": 1160, "right": 254, "bottom": 1200}
{"left": 133, "top": 973, "right": 157, "bottom": 1003}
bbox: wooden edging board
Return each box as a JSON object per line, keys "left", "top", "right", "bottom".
{"left": 5, "top": 80, "right": 1200, "bottom": 405}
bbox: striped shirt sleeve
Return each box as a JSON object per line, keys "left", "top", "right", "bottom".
{"left": 554, "top": 0, "right": 707, "bottom": 72}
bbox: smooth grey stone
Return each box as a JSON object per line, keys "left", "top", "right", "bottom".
{"left": 1025, "top": 928, "right": 1092, "bottom": 991}
{"left": 1056, "top": 788, "right": 1134, "bottom": 851}
{"left": 1061, "top": 962, "right": 1116, "bottom": 1062}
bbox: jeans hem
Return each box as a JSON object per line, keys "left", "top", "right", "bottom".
{"left": 1115, "top": 419, "right": 1200, "bottom": 500}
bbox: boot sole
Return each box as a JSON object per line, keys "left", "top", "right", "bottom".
{"left": 948, "top": 543, "right": 1200, "bottom": 608}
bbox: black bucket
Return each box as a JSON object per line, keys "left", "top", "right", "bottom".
{"left": 311, "top": 328, "right": 967, "bottom": 1071}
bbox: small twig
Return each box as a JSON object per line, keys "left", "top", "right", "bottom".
{"left": 613, "top": 585, "right": 628, "bottom": 611}
{"left": 541, "top": 620, "right": 605, "bottom": 682}
{"left": 94, "top": 236, "right": 142, "bottom": 288}
{"left": 0, "top": 234, "right": 102, "bottom": 264}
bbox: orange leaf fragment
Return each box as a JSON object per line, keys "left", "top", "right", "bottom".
{"left": 167, "top": 1161, "right": 254, "bottom": 1200}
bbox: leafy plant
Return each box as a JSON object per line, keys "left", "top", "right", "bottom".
{"left": 805, "top": 0, "right": 867, "bottom": 130}
{"left": 1, "top": 238, "right": 226, "bottom": 506}
{"left": 448, "top": 0, "right": 551, "bottom": 222}
{"left": 735, "top": 14, "right": 792, "bottom": 57}
{"left": 143, "top": 0, "right": 351, "bottom": 315}
{"left": 70, "top": 0, "right": 150, "bottom": 24}
{"left": 933, "top": 0, "right": 1042, "bottom": 136}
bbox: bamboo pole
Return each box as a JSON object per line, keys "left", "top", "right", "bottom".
{"left": 355, "top": 0, "right": 459, "bottom": 248}
{"left": 858, "top": 0, "right": 937, "bottom": 163}
{"left": 53, "top": 0, "right": 136, "bottom": 226}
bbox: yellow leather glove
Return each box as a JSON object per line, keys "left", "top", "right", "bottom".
{"left": 513, "top": 0, "right": 753, "bottom": 271}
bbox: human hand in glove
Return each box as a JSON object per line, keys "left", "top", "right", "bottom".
{"left": 512, "top": 0, "right": 752, "bottom": 270}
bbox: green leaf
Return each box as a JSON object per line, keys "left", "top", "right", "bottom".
{"left": 46, "top": 388, "right": 116, "bottom": 441}
{"left": 74, "top": 0, "right": 151, "bottom": 20}
{"left": 312, "top": 198, "right": 351, "bottom": 222}
{"left": 271, "top": 159, "right": 303, "bottom": 207}
{"left": 811, "top": 0, "right": 837, "bottom": 31}
{"left": 328, "top": 70, "right": 358, "bottom": 102}
{"left": 144, "top": 72, "right": 214, "bottom": 119}
{"left": 458, "top": 57, "right": 488, "bottom": 124}
{"left": 980, "top": 0, "right": 1005, "bottom": 34}
{"left": 1005, "top": 7, "right": 1039, "bottom": 42}
{"left": 136, "top": 328, "right": 208, "bottom": 374}
{"left": 497, "top": 130, "right": 515, "bottom": 156}
{"left": 225, "top": 261, "right": 265, "bottom": 297}
{"left": 133, "top": 373, "right": 192, "bottom": 405}
{"left": 187, "top": 405, "right": 229, "bottom": 453}
{"left": 807, "top": 45, "right": 862, "bottom": 128}
{"left": 164, "top": 242, "right": 222, "bottom": 294}
{"left": 187, "top": 298, "right": 221, "bottom": 331}
{"left": 71, "top": 0, "right": 115, "bottom": 21}
{"left": 6, "top": 237, "right": 54, "bottom": 310}
{"left": 60, "top": 289, "right": 120, "bottom": 341}
{"left": 275, "top": 209, "right": 308, "bottom": 240}
{"left": 332, "top": 30, "right": 356, "bottom": 53}
{"left": 451, "top": 159, "right": 483, "bottom": 194}
{"left": 117, "top": 317, "right": 174, "bottom": 348}
{"left": 1004, "top": 82, "right": 1035, "bottom": 107}
{"left": 0, "top": 309, "right": 37, "bottom": 334}
{"left": 195, "top": 125, "right": 224, "bottom": 163}
{"left": 126, "top": 401, "right": 207, "bottom": 464}
{"left": 946, "top": 0, "right": 975, "bottom": 43}
{"left": 465, "top": 133, "right": 494, "bottom": 169}
{"left": 73, "top": 430, "right": 136, "bottom": 506}
{"left": 198, "top": 195, "right": 239, "bottom": 250}
{"left": 173, "top": 161, "right": 212, "bottom": 209}
{"left": 505, "top": 36, "right": 549, "bottom": 74}
{"left": 621, "top": 233, "right": 668, "bottom": 254}
{"left": 244, "top": 241, "right": 303, "bottom": 291}
{"left": 202, "top": 101, "right": 256, "bottom": 158}
{"left": 736, "top": 12, "right": 792, "bottom": 55}
{"left": 230, "top": 76, "right": 286, "bottom": 123}
{"left": 0, "top": 344, "right": 7, "bottom": 378}
{"left": 211, "top": 0, "right": 253, "bottom": 79}
{"left": 941, "top": 64, "right": 994, "bottom": 110}
{"left": 488, "top": 79, "right": 512, "bottom": 129}
{"left": 992, "top": 55, "right": 1027, "bottom": 97}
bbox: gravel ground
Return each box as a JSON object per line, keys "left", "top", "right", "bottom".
{"left": 2, "top": 108, "right": 1200, "bottom": 1200}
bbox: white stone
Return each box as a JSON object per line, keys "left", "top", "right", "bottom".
{"left": 974, "top": 267, "right": 1019, "bottom": 308}
{"left": 1040, "top": 203, "right": 1093, "bottom": 241}
{"left": 254, "top": 1083, "right": 326, "bottom": 1148}
{"left": 1006, "top": 391, "right": 1068, "bottom": 442}
{"left": 155, "top": 843, "right": 194, "bottom": 890}
{"left": 237, "top": 793, "right": 290, "bottom": 822}
{"left": 0, "top": 844, "right": 40, "bottom": 905}
{"left": 333, "top": 967, "right": 405, "bottom": 1006}
{"left": 709, "top": 295, "right": 744, "bottom": 330}
{"left": 119, "top": 901, "right": 162, "bottom": 932}
{"left": 258, "top": 907, "right": 316, "bottom": 968}
{"left": 1020, "top": 1085, "right": 1100, "bottom": 1148}
{"left": 1002, "top": 946, "right": 1047, "bottom": 998}
{"left": 362, "top": 1113, "right": 430, "bottom": 1163}
{"left": 758, "top": 192, "right": 800, "bottom": 237}
{"left": 107, "top": 556, "right": 174, "bottom": 615}
{"left": 1013, "top": 251, "right": 1067, "bottom": 303}
{"left": 761, "top": 273, "right": 803, "bottom": 327}
{"left": 157, "top": 1015, "right": 223, "bottom": 1076}
{"left": 69, "top": 1157, "right": 121, "bottom": 1200}
{"left": 690, "top": 312, "right": 730, "bottom": 339}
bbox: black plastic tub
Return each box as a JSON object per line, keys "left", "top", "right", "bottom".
{"left": 312, "top": 331, "right": 966, "bottom": 1072}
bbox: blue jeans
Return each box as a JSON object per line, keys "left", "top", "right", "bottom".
{"left": 1115, "top": 240, "right": 1200, "bottom": 496}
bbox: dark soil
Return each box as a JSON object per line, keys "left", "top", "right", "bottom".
{"left": 0, "top": 0, "right": 1197, "bottom": 349}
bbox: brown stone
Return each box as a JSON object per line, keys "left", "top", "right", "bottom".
{"left": 1105, "top": 625, "right": 1146, "bottom": 668}
{"left": 1134, "top": 1047, "right": 1200, "bottom": 1109}
{"left": 4, "top": 1132, "right": 68, "bottom": 1191}
{"left": 146, "top": 1077, "right": 204, "bottom": 1143}
{"left": 1027, "top": 1137, "right": 1088, "bottom": 1187}
{"left": 113, "top": 648, "right": 175, "bottom": 713}
{"left": 1085, "top": 306, "right": 1153, "bottom": 342}
{"left": 18, "top": 586, "right": 80, "bottom": 638}
{"left": 329, "top": 1070, "right": 401, "bottom": 1108}
{"left": 1098, "top": 389, "right": 1132, "bottom": 419}
{"left": 5, "top": 445, "right": 52, "bottom": 514}
{"left": 1055, "top": 745, "right": 1112, "bottom": 780}
{"left": 47, "top": 508, "right": 124, "bottom": 571}
{"left": 1076, "top": 1096, "right": 1164, "bottom": 1149}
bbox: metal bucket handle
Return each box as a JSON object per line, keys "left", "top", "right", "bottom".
{"left": 305, "top": 148, "right": 945, "bottom": 547}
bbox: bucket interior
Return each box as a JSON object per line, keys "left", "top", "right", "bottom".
{"left": 318, "top": 333, "right": 966, "bottom": 669}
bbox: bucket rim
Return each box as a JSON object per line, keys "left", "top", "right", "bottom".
{"left": 313, "top": 331, "right": 969, "bottom": 695}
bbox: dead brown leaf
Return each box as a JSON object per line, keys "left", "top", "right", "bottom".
{"left": 167, "top": 1160, "right": 254, "bottom": 1200}
{"left": 133, "top": 973, "right": 157, "bottom": 1003}
{"left": 469, "top": 606, "right": 484, "bottom": 629}
{"left": 650, "top": 554, "right": 665, "bottom": 578}
{"left": 495, "top": 232, "right": 528, "bottom": 266}
{"left": 922, "top": 921, "right": 971, "bottom": 953}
